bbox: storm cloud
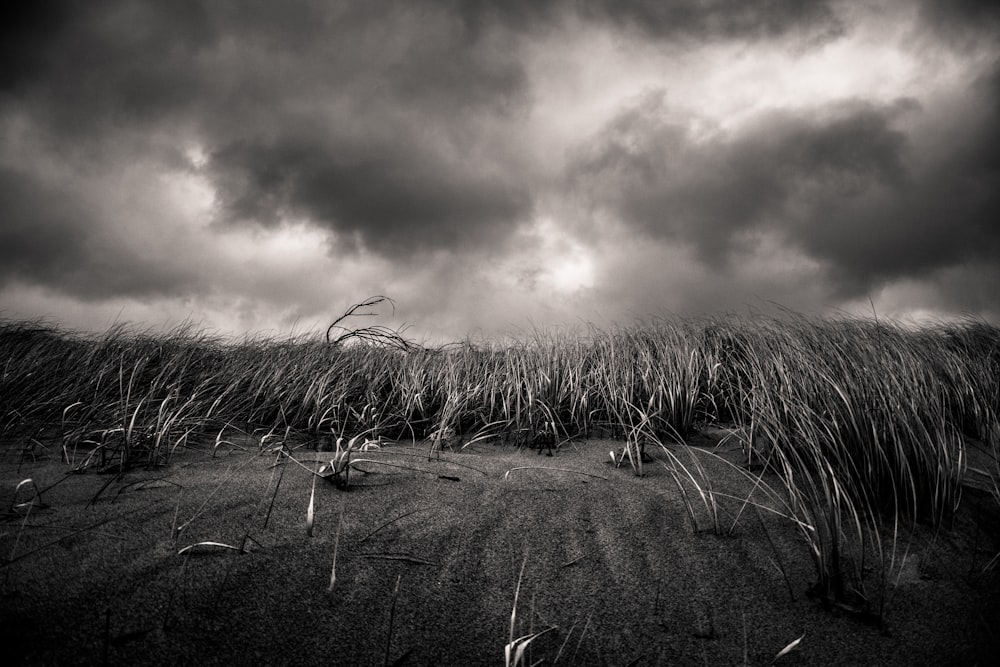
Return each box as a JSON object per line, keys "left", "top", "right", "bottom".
{"left": 1, "top": 0, "right": 999, "bottom": 337}
{"left": 569, "top": 69, "right": 1000, "bottom": 301}
{"left": 209, "top": 130, "right": 532, "bottom": 256}
{"left": 0, "top": 165, "right": 201, "bottom": 300}
{"left": 570, "top": 93, "right": 909, "bottom": 254}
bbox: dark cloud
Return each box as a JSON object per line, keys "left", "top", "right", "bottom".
{"left": 813, "top": 71, "right": 1000, "bottom": 296}
{"left": 0, "top": 1, "right": 218, "bottom": 132}
{"left": 0, "top": 0, "right": 81, "bottom": 91}
{"left": 917, "top": 0, "right": 1000, "bottom": 46}
{"left": 439, "top": 0, "right": 842, "bottom": 42}
{"left": 580, "top": 0, "right": 842, "bottom": 42}
{"left": 570, "top": 92, "right": 912, "bottom": 260}
{"left": 0, "top": 167, "right": 89, "bottom": 284}
{"left": 0, "top": 167, "right": 198, "bottom": 299}
{"left": 2, "top": 0, "right": 538, "bottom": 261}
{"left": 571, "top": 87, "right": 1000, "bottom": 301}
{"left": 209, "top": 133, "right": 532, "bottom": 255}
{"left": 0, "top": 1, "right": 531, "bottom": 140}
{"left": 0, "top": 0, "right": 844, "bottom": 142}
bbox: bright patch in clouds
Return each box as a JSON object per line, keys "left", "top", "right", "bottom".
{"left": 533, "top": 218, "right": 596, "bottom": 293}
{"left": 549, "top": 253, "right": 595, "bottom": 292}
{"left": 184, "top": 144, "right": 209, "bottom": 169}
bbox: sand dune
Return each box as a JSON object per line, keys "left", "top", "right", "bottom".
{"left": 2, "top": 434, "right": 998, "bottom": 665}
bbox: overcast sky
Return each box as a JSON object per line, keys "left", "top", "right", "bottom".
{"left": 2, "top": 1, "right": 999, "bottom": 341}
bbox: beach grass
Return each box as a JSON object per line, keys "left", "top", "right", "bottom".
{"left": 1, "top": 310, "right": 998, "bottom": 662}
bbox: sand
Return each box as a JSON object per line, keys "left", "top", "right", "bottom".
{"left": 1, "top": 431, "right": 998, "bottom": 666}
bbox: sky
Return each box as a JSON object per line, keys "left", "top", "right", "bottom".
{"left": 2, "top": 1, "right": 999, "bottom": 342}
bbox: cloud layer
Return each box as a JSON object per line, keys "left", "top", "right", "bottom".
{"left": 2, "top": 0, "right": 999, "bottom": 338}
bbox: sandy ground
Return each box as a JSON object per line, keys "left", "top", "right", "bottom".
{"left": 1, "top": 431, "right": 998, "bottom": 666}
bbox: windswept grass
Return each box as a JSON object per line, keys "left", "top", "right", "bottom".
{"left": 2, "top": 311, "right": 998, "bottom": 622}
